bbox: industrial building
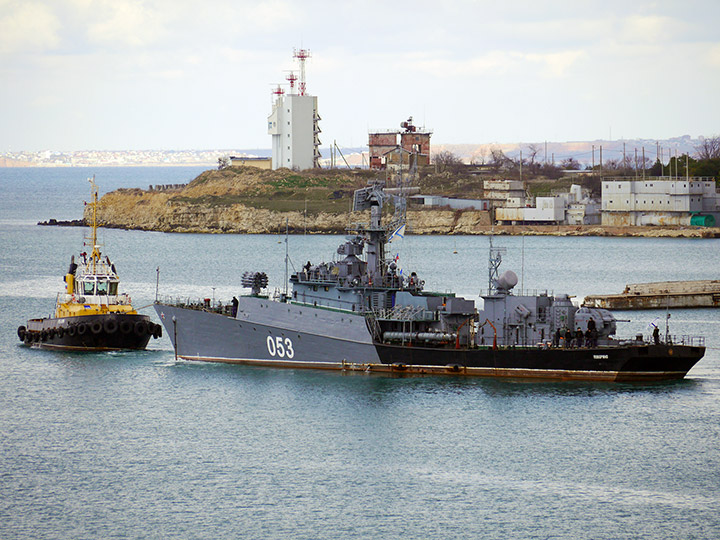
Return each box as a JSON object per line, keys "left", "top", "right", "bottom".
{"left": 495, "top": 184, "right": 600, "bottom": 225}
{"left": 267, "top": 49, "right": 321, "bottom": 170}
{"left": 601, "top": 177, "right": 720, "bottom": 226}
{"left": 369, "top": 118, "right": 432, "bottom": 170}
{"left": 408, "top": 195, "right": 490, "bottom": 211}
{"left": 483, "top": 180, "right": 527, "bottom": 208}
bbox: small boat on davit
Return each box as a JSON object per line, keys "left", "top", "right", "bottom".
{"left": 17, "top": 177, "right": 162, "bottom": 351}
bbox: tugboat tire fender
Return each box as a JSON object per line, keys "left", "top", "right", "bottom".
{"left": 120, "top": 320, "right": 133, "bottom": 334}
{"left": 17, "top": 326, "right": 26, "bottom": 341}
{"left": 57, "top": 327, "right": 64, "bottom": 338}
{"left": 104, "top": 319, "right": 118, "bottom": 334}
{"left": 76, "top": 323, "right": 87, "bottom": 335}
{"left": 134, "top": 321, "right": 147, "bottom": 336}
{"left": 152, "top": 324, "right": 162, "bottom": 339}
{"left": 67, "top": 325, "right": 77, "bottom": 337}
{"left": 90, "top": 321, "right": 103, "bottom": 334}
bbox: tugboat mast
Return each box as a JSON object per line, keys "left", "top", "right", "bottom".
{"left": 85, "top": 175, "right": 101, "bottom": 274}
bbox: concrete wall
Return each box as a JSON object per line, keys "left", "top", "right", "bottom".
{"left": 230, "top": 158, "right": 272, "bottom": 170}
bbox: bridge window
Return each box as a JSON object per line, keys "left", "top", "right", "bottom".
{"left": 97, "top": 281, "right": 108, "bottom": 295}
{"left": 82, "top": 281, "right": 95, "bottom": 295}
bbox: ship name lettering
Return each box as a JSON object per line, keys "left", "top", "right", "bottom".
{"left": 593, "top": 354, "right": 609, "bottom": 359}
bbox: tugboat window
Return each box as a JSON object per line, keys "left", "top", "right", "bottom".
{"left": 83, "top": 281, "right": 95, "bottom": 295}
{"left": 109, "top": 282, "right": 118, "bottom": 295}
{"left": 97, "top": 281, "right": 108, "bottom": 295}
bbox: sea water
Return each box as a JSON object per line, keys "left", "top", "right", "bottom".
{"left": 1, "top": 168, "right": 719, "bottom": 539}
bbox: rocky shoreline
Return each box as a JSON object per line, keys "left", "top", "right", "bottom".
{"left": 42, "top": 209, "right": 719, "bottom": 238}
{"left": 53, "top": 167, "right": 720, "bottom": 238}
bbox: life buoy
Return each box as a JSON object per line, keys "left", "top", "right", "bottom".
{"left": 104, "top": 319, "right": 118, "bottom": 334}
{"left": 17, "top": 326, "right": 26, "bottom": 341}
{"left": 76, "top": 323, "right": 87, "bottom": 335}
{"left": 90, "top": 321, "right": 103, "bottom": 334}
{"left": 120, "top": 320, "right": 133, "bottom": 334}
{"left": 134, "top": 321, "right": 147, "bottom": 336}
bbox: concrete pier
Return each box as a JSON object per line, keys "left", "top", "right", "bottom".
{"left": 583, "top": 280, "right": 720, "bottom": 309}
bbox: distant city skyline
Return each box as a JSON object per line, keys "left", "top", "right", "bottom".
{"left": 0, "top": 134, "right": 705, "bottom": 168}
{"left": 2, "top": 1, "right": 719, "bottom": 152}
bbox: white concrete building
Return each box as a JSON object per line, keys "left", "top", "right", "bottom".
{"left": 495, "top": 184, "right": 600, "bottom": 225}
{"left": 601, "top": 177, "right": 720, "bottom": 226}
{"left": 268, "top": 93, "right": 321, "bottom": 170}
{"left": 483, "top": 180, "right": 526, "bottom": 207}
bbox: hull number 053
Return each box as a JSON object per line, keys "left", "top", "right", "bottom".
{"left": 267, "top": 335, "right": 295, "bottom": 358}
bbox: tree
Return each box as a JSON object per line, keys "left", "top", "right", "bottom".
{"left": 489, "top": 147, "right": 509, "bottom": 173}
{"left": 560, "top": 157, "right": 581, "bottom": 170}
{"left": 695, "top": 135, "right": 720, "bottom": 160}
{"left": 433, "top": 150, "right": 465, "bottom": 173}
{"left": 526, "top": 144, "right": 542, "bottom": 175}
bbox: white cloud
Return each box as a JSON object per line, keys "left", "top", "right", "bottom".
{"left": 0, "top": 1, "right": 60, "bottom": 54}
{"left": 85, "top": 1, "right": 168, "bottom": 48}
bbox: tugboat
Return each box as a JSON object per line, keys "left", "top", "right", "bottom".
{"left": 154, "top": 177, "right": 705, "bottom": 381}
{"left": 17, "top": 177, "right": 162, "bottom": 351}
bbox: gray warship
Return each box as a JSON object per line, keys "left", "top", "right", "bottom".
{"left": 154, "top": 180, "right": 705, "bottom": 381}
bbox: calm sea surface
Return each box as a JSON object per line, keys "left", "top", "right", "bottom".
{"left": 1, "top": 167, "right": 720, "bottom": 539}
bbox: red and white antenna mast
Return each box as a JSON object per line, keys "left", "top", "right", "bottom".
{"left": 271, "top": 84, "right": 284, "bottom": 105}
{"left": 293, "top": 48, "right": 311, "bottom": 96}
{"left": 285, "top": 71, "right": 298, "bottom": 94}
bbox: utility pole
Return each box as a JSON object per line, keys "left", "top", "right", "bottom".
{"left": 634, "top": 148, "right": 638, "bottom": 180}
{"left": 623, "top": 142, "right": 627, "bottom": 176}
{"left": 519, "top": 150, "right": 523, "bottom": 181}
{"left": 642, "top": 147, "right": 646, "bottom": 180}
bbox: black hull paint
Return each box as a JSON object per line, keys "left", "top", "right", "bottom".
{"left": 374, "top": 343, "right": 706, "bottom": 381}
{"left": 19, "top": 313, "right": 160, "bottom": 351}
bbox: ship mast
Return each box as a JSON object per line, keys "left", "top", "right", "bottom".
{"left": 86, "top": 175, "right": 101, "bottom": 274}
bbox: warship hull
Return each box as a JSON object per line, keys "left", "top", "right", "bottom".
{"left": 155, "top": 297, "right": 381, "bottom": 367}
{"left": 20, "top": 313, "right": 159, "bottom": 351}
{"left": 154, "top": 301, "right": 703, "bottom": 381}
{"left": 373, "top": 343, "right": 705, "bottom": 382}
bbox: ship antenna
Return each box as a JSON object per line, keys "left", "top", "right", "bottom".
{"left": 284, "top": 217, "right": 289, "bottom": 299}
{"left": 487, "top": 227, "right": 505, "bottom": 293}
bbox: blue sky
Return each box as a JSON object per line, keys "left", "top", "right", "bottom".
{"left": 1, "top": 0, "right": 719, "bottom": 151}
